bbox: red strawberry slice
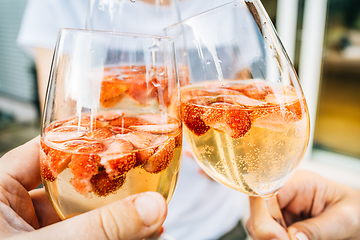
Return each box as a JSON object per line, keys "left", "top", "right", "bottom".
{"left": 133, "top": 135, "right": 168, "bottom": 167}
{"left": 90, "top": 171, "right": 126, "bottom": 197}
{"left": 45, "top": 127, "right": 86, "bottom": 143}
{"left": 125, "top": 75, "right": 156, "bottom": 105}
{"left": 174, "top": 131, "right": 183, "bottom": 148}
{"left": 67, "top": 116, "right": 108, "bottom": 130}
{"left": 47, "top": 147, "right": 72, "bottom": 177}
{"left": 100, "top": 139, "right": 136, "bottom": 179}
{"left": 181, "top": 101, "right": 210, "bottom": 136}
{"left": 202, "top": 103, "right": 251, "bottom": 139}
{"left": 69, "top": 154, "right": 99, "bottom": 180}
{"left": 95, "top": 111, "right": 124, "bottom": 121}
{"left": 71, "top": 177, "right": 93, "bottom": 195}
{"left": 242, "top": 82, "right": 273, "bottom": 100}
{"left": 109, "top": 117, "right": 152, "bottom": 128}
{"left": 85, "top": 128, "right": 114, "bottom": 141}
{"left": 39, "top": 149, "right": 56, "bottom": 182}
{"left": 119, "top": 132, "right": 153, "bottom": 149}
{"left": 143, "top": 137, "right": 175, "bottom": 174}
{"left": 99, "top": 80, "right": 128, "bottom": 108}
{"left": 110, "top": 127, "right": 133, "bottom": 135}
{"left": 129, "top": 123, "right": 179, "bottom": 134}
{"left": 45, "top": 118, "right": 72, "bottom": 133}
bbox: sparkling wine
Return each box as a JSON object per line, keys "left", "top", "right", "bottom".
{"left": 40, "top": 111, "right": 182, "bottom": 219}
{"left": 181, "top": 80, "right": 310, "bottom": 196}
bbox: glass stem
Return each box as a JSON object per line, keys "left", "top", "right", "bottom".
{"left": 264, "top": 192, "right": 287, "bottom": 229}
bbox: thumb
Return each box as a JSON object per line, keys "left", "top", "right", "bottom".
{"left": 20, "top": 192, "right": 167, "bottom": 240}
{"left": 287, "top": 204, "right": 353, "bottom": 240}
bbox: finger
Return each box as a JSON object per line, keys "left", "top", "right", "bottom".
{"left": 247, "top": 196, "right": 289, "bottom": 240}
{"left": 288, "top": 199, "right": 360, "bottom": 240}
{"left": 29, "top": 188, "right": 61, "bottom": 227}
{"left": 16, "top": 192, "right": 167, "bottom": 240}
{"left": 0, "top": 137, "right": 41, "bottom": 191}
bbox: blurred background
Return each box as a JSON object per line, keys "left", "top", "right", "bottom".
{"left": 0, "top": 0, "right": 359, "bottom": 188}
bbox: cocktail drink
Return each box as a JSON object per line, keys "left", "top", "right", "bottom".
{"left": 165, "top": 0, "right": 310, "bottom": 228}
{"left": 40, "top": 29, "right": 181, "bottom": 220}
{"left": 181, "top": 80, "right": 309, "bottom": 196}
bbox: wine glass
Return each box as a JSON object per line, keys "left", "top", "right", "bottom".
{"left": 40, "top": 28, "right": 182, "bottom": 221}
{"left": 86, "top": 0, "right": 181, "bottom": 35}
{"left": 165, "top": 0, "right": 310, "bottom": 229}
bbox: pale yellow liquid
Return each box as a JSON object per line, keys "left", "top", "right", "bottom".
{"left": 185, "top": 117, "right": 309, "bottom": 196}
{"left": 43, "top": 147, "right": 181, "bottom": 220}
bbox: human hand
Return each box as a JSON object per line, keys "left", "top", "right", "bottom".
{"left": 0, "top": 137, "right": 167, "bottom": 240}
{"left": 246, "top": 170, "right": 360, "bottom": 240}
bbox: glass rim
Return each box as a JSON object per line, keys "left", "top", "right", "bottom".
{"left": 59, "top": 28, "right": 175, "bottom": 42}
{"left": 164, "top": 0, "right": 247, "bottom": 32}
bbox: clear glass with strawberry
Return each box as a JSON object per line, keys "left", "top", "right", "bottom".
{"left": 165, "top": 0, "right": 310, "bottom": 229}
{"left": 40, "top": 29, "right": 182, "bottom": 220}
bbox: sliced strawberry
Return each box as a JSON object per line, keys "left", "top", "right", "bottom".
{"left": 64, "top": 140, "right": 89, "bottom": 151}
{"left": 174, "top": 131, "right": 183, "bottom": 148}
{"left": 78, "top": 143, "right": 107, "bottom": 154}
{"left": 135, "top": 148, "right": 155, "bottom": 167}
{"left": 99, "top": 80, "right": 127, "bottom": 108}
{"left": 202, "top": 103, "right": 251, "bottom": 139}
{"left": 45, "top": 127, "right": 86, "bottom": 143}
{"left": 242, "top": 82, "right": 273, "bottom": 100}
{"left": 47, "top": 147, "right": 72, "bottom": 177}
{"left": 85, "top": 128, "right": 114, "bottom": 141}
{"left": 125, "top": 75, "right": 156, "bottom": 105}
{"left": 119, "top": 132, "right": 153, "bottom": 149}
{"left": 100, "top": 139, "right": 136, "bottom": 179}
{"left": 90, "top": 171, "right": 126, "bottom": 197}
{"left": 110, "top": 127, "right": 133, "bottom": 135}
{"left": 45, "top": 118, "right": 72, "bottom": 133}
{"left": 129, "top": 123, "right": 179, "bottom": 134}
{"left": 181, "top": 101, "right": 210, "bottom": 136}
{"left": 109, "top": 117, "right": 152, "bottom": 128}
{"left": 71, "top": 177, "right": 93, "bottom": 195}
{"left": 95, "top": 111, "right": 124, "bottom": 121}
{"left": 67, "top": 116, "right": 108, "bottom": 130}
{"left": 285, "top": 97, "right": 306, "bottom": 120}
{"left": 69, "top": 154, "right": 99, "bottom": 179}
{"left": 39, "top": 149, "right": 56, "bottom": 182}
{"left": 143, "top": 137, "right": 175, "bottom": 174}
{"left": 40, "top": 139, "right": 51, "bottom": 154}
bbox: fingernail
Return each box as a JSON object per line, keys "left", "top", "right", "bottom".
{"left": 295, "top": 232, "right": 309, "bottom": 240}
{"left": 134, "top": 192, "right": 166, "bottom": 227}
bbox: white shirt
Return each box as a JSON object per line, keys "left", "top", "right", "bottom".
{"left": 17, "top": 1, "right": 247, "bottom": 239}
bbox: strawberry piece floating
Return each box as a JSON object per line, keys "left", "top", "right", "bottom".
{"left": 40, "top": 149, "right": 56, "bottom": 182}
{"left": 99, "top": 79, "right": 128, "bottom": 108}
{"left": 181, "top": 101, "right": 210, "bottom": 136}
{"left": 85, "top": 127, "right": 114, "bottom": 141}
{"left": 71, "top": 177, "right": 93, "bottom": 195}
{"left": 95, "top": 111, "right": 124, "bottom": 121}
{"left": 45, "top": 126, "right": 86, "bottom": 143}
{"left": 109, "top": 117, "right": 152, "bottom": 128}
{"left": 47, "top": 148, "right": 72, "bottom": 177}
{"left": 69, "top": 154, "right": 99, "bottom": 180}
{"left": 143, "top": 137, "right": 175, "bottom": 174}
{"left": 202, "top": 103, "right": 251, "bottom": 139}
{"left": 100, "top": 139, "right": 136, "bottom": 179}
{"left": 90, "top": 171, "right": 126, "bottom": 197}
